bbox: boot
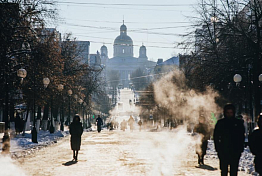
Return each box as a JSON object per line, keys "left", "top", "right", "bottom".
{"left": 197, "top": 155, "right": 200, "bottom": 165}
{"left": 200, "top": 157, "right": 204, "bottom": 165}
{"left": 75, "top": 155, "right": 78, "bottom": 161}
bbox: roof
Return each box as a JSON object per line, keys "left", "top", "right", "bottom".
{"left": 114, "top": 35, "right": 133, "bottom": 45}
{"left": 157, "top": 56, "right": 179, "bottom": 66}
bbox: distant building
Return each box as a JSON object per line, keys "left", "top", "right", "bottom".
{"left": 154, "top": 56, "right": 179, "bottom": 76}
{"left": 101, "top": 22, "right": 156, "bottom": 87}
{"left": 75, "top": 41, "right": 90, "bottom": 64}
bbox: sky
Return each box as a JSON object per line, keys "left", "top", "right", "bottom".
{"left": 51, "top": 0, "right": 199, "bottom": 62}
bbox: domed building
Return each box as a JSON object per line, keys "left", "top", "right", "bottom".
{"left": 113, "top": 23, "right": 133, "bottom": 57}
{"left": 102, "top": 22, "right": 156, "bottom": 87}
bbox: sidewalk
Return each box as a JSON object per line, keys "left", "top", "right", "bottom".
{"left": 0, "top": 129, "right": 69, "bottom": 158}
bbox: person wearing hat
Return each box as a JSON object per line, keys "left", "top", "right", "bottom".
{"left": 214, "top": 104, "right": 245, "bottom": 176}
{"left": 69, "top": 115, "right": 83, "bottom": 161}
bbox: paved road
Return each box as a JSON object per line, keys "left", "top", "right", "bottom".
{"left": 16, "top": 129, "right": 250, "bottom": 176}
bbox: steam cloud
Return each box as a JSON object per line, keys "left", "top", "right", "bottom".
{"left": 153, "top": 70, "right": 220, "bottom": 124}
{"left": 0, "top": 155, "right": 26, "bottom": 176}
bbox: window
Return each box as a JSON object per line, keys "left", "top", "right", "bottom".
{"left": 123, "top": 49, "right": 125, "bottom": 53}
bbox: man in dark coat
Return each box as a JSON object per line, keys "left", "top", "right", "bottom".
{"left": 69, "top": 115, "right": 83, "bottom": 161}
{"left": 249, "top": 115, "right": 262, "bottom": 175}
{"left": 15, "top": 113, "right": 23, "bottom": 134}
{"left": 194, "top": 115, "right": 210, "bottom": 165}
{"left": 214, "top": 104, "right": 245, "bottom": 176}
{"left": 96, "top": 115, "right": 103, "bottom": 133}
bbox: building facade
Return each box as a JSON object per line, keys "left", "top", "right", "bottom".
{"left": 102, "top": 22, "right": 156, "bottom": 87}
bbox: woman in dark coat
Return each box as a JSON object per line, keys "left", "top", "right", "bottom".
{"left": 69, "top": 115, "right": 83, "bottom": 161}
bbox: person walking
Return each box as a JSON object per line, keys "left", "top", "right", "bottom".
{"left": 128, "top": 115, "right": 135, "bottom": 131}
{"left": 138, "top": 119, "right": 142, "bottom": 132}
{"left": 69, "top": 115, "right": 83, "bottom": 161}
{"left": 96, "top": 115, "right": 103, "bottom": 133}
{"left": 214, "top": 104, "right": 245, "bottom": 176}
{"left": 15, "top": 113, "right": 23, "bottom": 135}
{"left": 120, "top": 119, "right": 127, "bottom": 131}
{"left": 249, "top": 115, "right": 262, "bottom": 176}
{"left": 194, "top": 115, "right": 210, "bottom": 165}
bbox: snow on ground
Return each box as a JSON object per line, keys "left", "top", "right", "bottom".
{"left": 0, "top": 130, "right": 69, "bottom": 158}
{"left": 0, "top": 155, "right": 27, "bottom": 176}
{"left": 0, "top": 130, "right": 70, "bottom": 176}
{"left": 206, "top": 140, "right": 258, "bottom": 175}
{"left": 0, "top": 126, "right": 259, "bottom": 175}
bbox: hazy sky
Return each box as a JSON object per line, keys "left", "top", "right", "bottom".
{"left": 52, "top": 0, "right": 199, "bottom": 62}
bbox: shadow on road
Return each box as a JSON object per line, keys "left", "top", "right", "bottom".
{"left": 195, "top": 164, "right": 217, "bottom": 171}
{"left": 62, "top": 160, "right": 78, "bottom": 166}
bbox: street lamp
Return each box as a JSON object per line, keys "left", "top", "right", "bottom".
{"left": 67, "top": 89, "right": 72, "bottom": 125}
{"left": 58, "top": 84, "right": 64, "bottom": 131}
{"left": 31, "top": 77, "right": 50, "bottom": 143}
{"left": 17, "top": 68, "right": 27, "bottom": 84}
{"left": 233, "top": 74, "right": 242, "bottom": 86}
{"left": 2, "top": 68, "right": 28, "bottom": 152}
{"left": 233, "top": 73, "right": 262, "bottom": 131}
{"left": 43, "top": 78, "right": 50, "bottom": 89}
{"left": 259, "top": 74, "right": 262, "bottom": 82}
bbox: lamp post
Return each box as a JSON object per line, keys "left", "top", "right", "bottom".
{"left": 2, "top": 68, "right": 27, "bottom": 152}
{"left": 31, "top": 77, "right": 50, "bottom": 143}
{"left": 74, "top": 94, "right": 78, "bottom": 114}
{"left": 83, "top": 102, "right": 87, "bottom": 129}
{"left": 78, "top": 99, "right": 83, "bottom": 116}
{"left": 49, "top": 86, "right": 55, "bottom": 133}
{"left": 233, "top": 73, "right": 262, "bottom": 130}
{"left": 58, "top": 84, "right": 64, "bottom": 131}
{"left": 67, "top": 89, "right": 72, "bottom": 125}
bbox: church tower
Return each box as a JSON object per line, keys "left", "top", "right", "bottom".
{"left": 101, "top": 45, "right": 108, "bottom": 57}
{"left": 139, "top": 44, "right": 148, "bottom": 59}
{"left": 113, "top": 21, "right": 133, "bottom": 57}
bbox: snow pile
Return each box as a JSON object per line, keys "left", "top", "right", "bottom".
{"left": 12, "top": 130, "right": 69, "bottom": 150}
{"left": 0, "top": 130, "right": 69, "bottom": 158}
{"left": 0, "top": 155, "right": 26, "bottom": 176}
{"left": 239, "top": 147, "right": 256, "bottom": 175}
{"left": 206, "top": 140, "right": 258, "bottom": 175}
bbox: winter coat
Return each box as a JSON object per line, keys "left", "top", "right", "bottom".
{"left": 128, "top": 117, "right": 135, "bottom": 125}
{"left": 138, "top": 120, "right": 142, "bottom": 126}
{"left": 96, "top": 117, "right": 103, "bottom": 126}
{"left": 194, "top": 123, "right": 210, "bottom": 141}
{"left": 194, "top": 123, "right": 209, "bottom": 156}
{"left": 214, "top": 117, "right": 245, "bottom": 159}
{"left": 69, "top": 121, "right": 83, "bottom": 151}
{"left": 249, "top": 129, "right": 262, "bottom": 173}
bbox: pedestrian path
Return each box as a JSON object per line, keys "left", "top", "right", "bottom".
{"left": 15, "top": 130, "right": 251, "bottom": 176}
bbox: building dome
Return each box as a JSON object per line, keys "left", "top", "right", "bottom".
{"left": 113, "top": 22, "right": 133, "bottom": 57}
{"left": 120, "top": 24, "right": 127, "bottom": 32}
{"left": 101, "top": 45, "right": 107, "bottom": 49}
{"left": 114, "top": 35, "right": 133, "bottom": 46}
{"left": 140, "top": 45, "right": 146, "bottom": 49}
